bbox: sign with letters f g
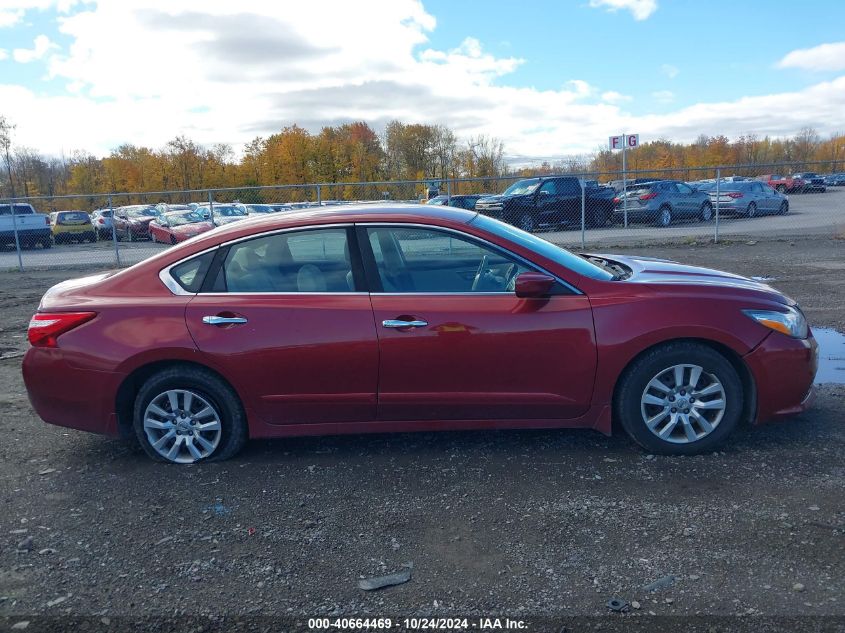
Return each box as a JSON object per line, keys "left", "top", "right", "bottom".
{"left": 609, "top": 134, "right": 639, "bottom": 150}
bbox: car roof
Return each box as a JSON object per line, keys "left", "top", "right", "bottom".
{"left": 189, "top": 203, "right": 477, "bottom": 245}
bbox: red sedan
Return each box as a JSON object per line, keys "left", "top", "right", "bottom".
{"left": 149, "top": 210, "right": 214, "bottom": 244}
{"left": 23, "top": 205, "right": 817, "bottom": 464}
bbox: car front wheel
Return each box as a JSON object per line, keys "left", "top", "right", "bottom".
{"left": 133, "top": 366, "right": 248, "bottom": 464}
{"left": 657, "top": 206, "right": 672, "bottom": 227}
{"left": 615, "top": 342, "right": 744, "bottom": 455}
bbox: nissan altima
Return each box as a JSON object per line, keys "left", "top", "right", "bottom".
{"left": 22, "top": 204, "right": 818, "bottom": 464}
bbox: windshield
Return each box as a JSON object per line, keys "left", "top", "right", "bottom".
{"left": 126, "top": 207, "right": 156, "bottom": 218}
{"left": 427, "top": 196, "right": 449, "bottom": 206}
{"left": 246, "top": 205, "right": 274, "bottom": 213}
{"left": 214, "top": 206, "right": 247, "bottom": 217}
{"left": 166, "top": 211, "right": 205, "bottom": 226}
{"left": 469, "top": 213, "right": 614, "bottom": 281}
{"left": 502, "top": 178, "right": 541, "bottom": 196}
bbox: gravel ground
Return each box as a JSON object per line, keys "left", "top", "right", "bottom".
{"left": 0, "top": 236, "right": 843, "bottom": 631}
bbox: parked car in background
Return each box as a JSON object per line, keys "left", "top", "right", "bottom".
{"left": 697, "top": 181, "right": 789, "bottom": 217}
{"left": 792, "top": 173, "right": 826, "bottom": 193}
{"left": 475, "top": 176, "right": 616, "bottom": 232}
{"left": 155, "top": 203, "right": 193, "bottom": 215}
{"left": 197, "top": 204, "right": 249, "bottom": 227}
{"left": 91, "top": 208, "right": 114, "bottom": 239}
{"left": 113, "top": 205, "right": 159, "bottom": 241}
{"left": 613, "top": 180, "right": 713, "bottom": 227}
{"left": 0, "top": 203, "right": 52, "bottom": 249}
{"left": 426, "top": 194, "right": 488, "bottom": 210}
{"left": 22, "top": 204, "right": 818, "bottom": 464}
{"left": 49, "top": 211, "right": 97, "bottom": 244}
{"left": 243, "top": 204, "right": 277, "bottom": 214}
{"left": 756, "top": 174, "right": 804, "bottom": 194}
{"left": 823, "top": 173, "right": 845, "bottom": 186}
{"left": 149, "top": 210, "right": 214, "bottom": 244}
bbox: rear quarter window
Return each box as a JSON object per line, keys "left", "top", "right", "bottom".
{"left": 170, "top": 251, "right": 215, "bottom": 293}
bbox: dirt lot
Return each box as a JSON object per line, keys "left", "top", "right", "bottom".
{"left": 0, "top": 236, "right": 843, "bottom": 631}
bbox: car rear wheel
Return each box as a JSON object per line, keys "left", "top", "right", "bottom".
{"left": 615, "top": 342, "right": 744, "bottom": 455}
{"left": 169, "top": 235, "right": 177, "bottom": 245}
{"left": 746, "top": 202, "right": 757, "bottom": 218}
{"left": 776, "top": 184, "right": 787, "bottom": 193}
{"left": 657, "top": 206, "right": 672, "bottom": 227}
{"left": 699, "top": 202, "right": 713, "bottom": 222}
{"left": 133, "top": 366, "right": 248, "bottom": 464}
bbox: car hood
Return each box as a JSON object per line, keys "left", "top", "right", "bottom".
{"left": 584, "top": 253, "right": 793, "bottom": 305}
{"left": 476, "top": 193, "right": 531, "bottom": 206}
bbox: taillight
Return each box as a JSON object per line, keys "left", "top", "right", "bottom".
{"left": 639, "top": 192, "right": 658, "bottom": 200}
{"left": 727, "top": 192, "right": 743, "bottom": 199}
{"left": 613, "top": 197, "right": 620, "bottom": 204}
{"left": 27, "top": 312, "right": 96, "bottom": 348}
{"left": 97, "top": 218, "right": 104, "bottom": 224}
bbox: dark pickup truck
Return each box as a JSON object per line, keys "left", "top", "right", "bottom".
{"left": 474, "top": 176, "right": 616, "bottom": 232}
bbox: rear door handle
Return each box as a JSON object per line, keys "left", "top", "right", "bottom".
{"left": 382, "top": 319, "right": 428, "bottom": 329}
{"left": 203, "top": 315, "right": 248, "bottom": 326}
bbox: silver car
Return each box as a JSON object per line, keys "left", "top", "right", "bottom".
{"left": 698, "top": 181, "right": 789, "bottom": 217}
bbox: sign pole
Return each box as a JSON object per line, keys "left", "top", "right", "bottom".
{"left": 622, "top": 132, "right": 628, "bottom": 228}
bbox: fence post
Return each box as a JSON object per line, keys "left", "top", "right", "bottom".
{"left": 109, "top": 194, "right": 121, "bottom": 267}
{"left": 208, "top": 190, "right": 214, "bottom": 226}
{"left": 580, "top": 179, "right": 586, "bottom": 249}
{"left": 10, "top": 201, "right": 23, "bottom": 272}
{"left": 316, "top": 184, "right": 322, "bottom": 206}
{"left": 446, "top": 179, "right": 452, "bottom": 204}
{"left": 714, "top": 168, "right": 721, "bottom": 244}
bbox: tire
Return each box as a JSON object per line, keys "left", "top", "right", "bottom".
{"left": 746, "top": 202, "right": 757, "bottom": 218}
{"left": 517, "top": 213, "right": 535, "bottom": 233}
{"left": 778, "top": 201, "right": 788, "bottom": 215}
{"left": 133, "top": 366, "right": 248, "bottom": 464}
{"left": 776, "top": 185, "right": 786, "bottom": 193}
{"left": 41, "top": 238, "right": 52, "bottom": 249}
{"left": 656, "top": 206, "right": 672, "bottom": 227}
{"left": 615, "top": 341, "right": 744, "bottom": 455}
{"left": 698, "top": 202, "right": 713, "bottom": 222}
{"left": 169, "top": 234, "right": 177, "bottom": 245}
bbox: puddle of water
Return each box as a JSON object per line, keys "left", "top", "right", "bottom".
{"left": 813, "top": 327, "right": 845, "bottom": 385}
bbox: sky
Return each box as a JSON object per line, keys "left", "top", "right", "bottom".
{"left": 1, "top": 0, "right": 845, "bottom": 163}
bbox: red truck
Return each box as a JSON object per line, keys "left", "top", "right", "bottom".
{"left": 756, "top": 174, "right": 805, "bottom": 194}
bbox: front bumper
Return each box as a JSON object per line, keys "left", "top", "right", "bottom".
{"left": 744, "top": 331, "right": 818, "bottom": 424}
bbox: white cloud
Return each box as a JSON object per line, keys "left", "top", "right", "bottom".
{"left": 601, "top": 90, "right": 631, "bottom": 104}
{"left": 0, "top": 1, "right": 844, "bottom": 162}
{"left": 0, "top": 48, "right": 8, "bottom": 60}
{"left": 777, "top": 41, "right": 845, "bottom": 71}
{"left": 660, "top": 64, "right": 679, "bottom": 79}
{"left": 588, "top": 0, "right": 657, "bottom": 21}
{"left": 12, "top": 34, "right": 57, "bottom": 62}
{"left": 0, "top": 8, "right": 24, "bottom": 26}
{"left": 651, "top": 90, "right": 675, "bottom": 103}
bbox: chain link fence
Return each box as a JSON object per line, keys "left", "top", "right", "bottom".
{"left": 1, "top": 161, "right": 843, "bottom": 271}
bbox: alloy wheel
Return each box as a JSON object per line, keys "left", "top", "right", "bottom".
{"left": 143, "top": 389, "right": 222, "bottom": 463}
{"left": 640, "top": 364, "right": 726, "bottom": 444}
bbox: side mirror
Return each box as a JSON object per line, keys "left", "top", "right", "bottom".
{"left": 514, "top": 272, "right": 556, "bottom": 298}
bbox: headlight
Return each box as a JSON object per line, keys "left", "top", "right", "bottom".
{"left": 743, "top": 307, "right": 808, "bottom": 338}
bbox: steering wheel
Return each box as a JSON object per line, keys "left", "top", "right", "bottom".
{"left": 471, "top": 254, "right": 489, "bottom": 291}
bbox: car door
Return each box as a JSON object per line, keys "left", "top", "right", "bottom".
{"left": 535, "top": 180, "right": 563, "bottom": 226}
{"left": 755, "top": 182, "right": 775, "bottom": 212}
{"left": 184, "top": 226, "right": 379, "bottom": 426}
{"left": 674, "top": 182, "right": 697, "bottom": 216}
{"left": 360, "top": 224, "right": 597, "bottom": 422}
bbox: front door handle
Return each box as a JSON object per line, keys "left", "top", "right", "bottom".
{"left": 203, "top": 315, "right": 248, "bottom": 326}
{"left": 382, "top": 319, "right": 428, "bottom": 329}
